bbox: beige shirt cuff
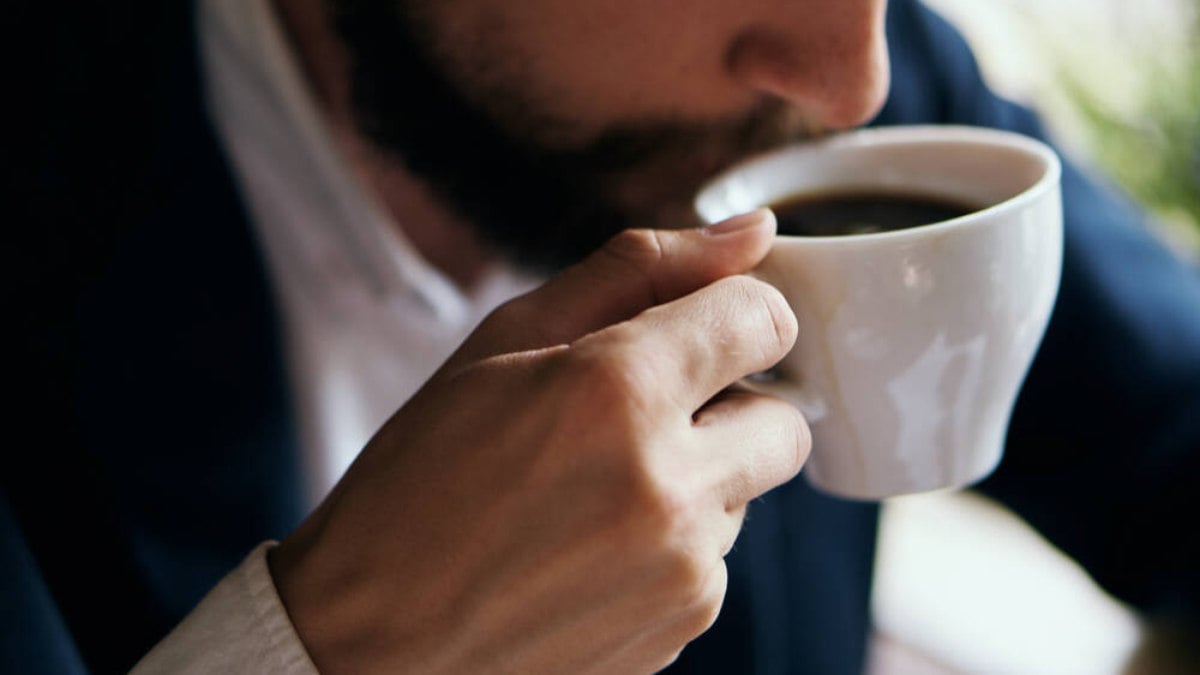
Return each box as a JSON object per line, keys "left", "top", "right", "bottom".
{"left": 131, "top": 542, "right": 318, "bottom": 674}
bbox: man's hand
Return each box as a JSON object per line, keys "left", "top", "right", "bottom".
{"left": 270, "top": 209, "right": 811, "bottom": 674}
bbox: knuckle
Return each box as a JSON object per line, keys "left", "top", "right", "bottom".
{"left": 621, "top": 474, "right": 728, "bottom": 631}
{"left": 645, "top": 509, "right": 711, "bottom": 602}
{"left": 710, "top": 275, "right": 796, "bottom": 362}
{"left": 601, "top": 228, "right": 667, "bottom": 272}
{"left": 688, "top": 597, "right": 724, "bottom": 639}
{"left": 750, "top": 400, "right": 812, "bottom": 484}
{"left": 754, "top": 279, "right": 799, "bottom": 355}
{"left": 679, "top": 563, "right": 727, "bottom": 637}
{"left": 725, "top": 276, "right": 798, "bottom": 356}
{"left": 688, "top": 594, "right": 724, "bottom": 639}
{"left": 622, "top": 447, "right": 694, "bottom": 520}
{"left": 658, "top": 649, "right": 686, "bottom": 671}
{"left": 626, "top": 476, "right": 703, "bottom": 570}
{"left": 662, "top": 544, "right": 710, "bottom": 606}
{"left": 568, "top": 331, "right": 660, "bottom": 412}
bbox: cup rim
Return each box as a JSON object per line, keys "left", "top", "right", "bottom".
{"left": 694, "top": 124, "right": 1063, "bottom": 244}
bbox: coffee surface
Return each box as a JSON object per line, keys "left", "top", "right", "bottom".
{"left": 770, "top": 189, "right": 979, "bottom": 237}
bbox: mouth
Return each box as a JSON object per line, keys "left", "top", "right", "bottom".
{"left": 593, "top": 107, "right": 830, "bottom": 229}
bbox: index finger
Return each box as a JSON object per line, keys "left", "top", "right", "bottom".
{"left": 576, "top": 274, "right": 798, "bottom": 414}
{"left": 449, "top": 210, "right": 776, "bottom": 368}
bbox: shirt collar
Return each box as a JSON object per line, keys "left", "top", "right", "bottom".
{"left": 198, "top": 0, "right": 482, "bottom": 322}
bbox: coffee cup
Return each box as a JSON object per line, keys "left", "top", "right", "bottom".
{"left": 695, "top": 125, "right": 1063, "bottom": 500}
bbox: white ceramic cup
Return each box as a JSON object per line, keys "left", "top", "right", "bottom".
{"left": 695, "top": 125, "right": 1063, "bottom": 500}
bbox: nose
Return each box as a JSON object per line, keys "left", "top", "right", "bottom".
{"left": 725, "top": 1, "right": 890, "bottom": 130}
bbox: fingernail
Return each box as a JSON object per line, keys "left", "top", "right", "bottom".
{"left": 705, "top": 208, "right": 774, "bottom": 236}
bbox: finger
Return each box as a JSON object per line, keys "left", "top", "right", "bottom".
{"left": 577, "top": 273, "right": 797, "bottom": 415}
{"left": 452, "top": 209, "right": 776, "bottom": 364}
{"left": 692, "top": 389, "right": 811, "bottom": 509}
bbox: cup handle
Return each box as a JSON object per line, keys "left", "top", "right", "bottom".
{"left": 742, "top": 366, "right": 829, "bottom": 423}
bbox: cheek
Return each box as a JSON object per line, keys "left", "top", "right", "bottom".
{"left": 422, "top": 1, "right": 763, "bottom": 143}
{"left": 511, "top": 0, "right": 892, "bottom": 132}
{"left": 530, "top": 5, "right": 759, "bottom": 124}
{"left": 418, "top": 0, "right": 890, "bottom": 144}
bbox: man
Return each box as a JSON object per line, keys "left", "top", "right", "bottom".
{"left": 10, "top": 0, "right": 1198, "bottom": 673}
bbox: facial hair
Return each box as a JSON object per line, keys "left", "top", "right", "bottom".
{"left": 328, "top": 0, "right": 819, "bottom": 272}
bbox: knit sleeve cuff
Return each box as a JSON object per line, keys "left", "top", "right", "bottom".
{"left": 131, "top": 542, "right": 319, "bottom": 674}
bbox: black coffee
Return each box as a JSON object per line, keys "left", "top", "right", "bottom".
{"left": 770, "top": 189, "right": 980, "bottom": 237}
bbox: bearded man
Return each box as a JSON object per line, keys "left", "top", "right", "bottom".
{"left": 10, "top": 0, "right": 1199, "bottom": 673}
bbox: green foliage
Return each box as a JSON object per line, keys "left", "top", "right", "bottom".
{"left": 1057, "top": 9, "right": 1200, "bottom": 245}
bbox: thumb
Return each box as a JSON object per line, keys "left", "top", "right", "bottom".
{"left": 454, "top": 208, "right": 777, "bottom": 363}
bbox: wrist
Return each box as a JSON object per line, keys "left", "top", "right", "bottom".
{"left": 268, "top": 518, "right": 469, "bottom": 674}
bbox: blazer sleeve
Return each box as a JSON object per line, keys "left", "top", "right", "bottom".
{"left": 880, "top": 0, "right": 1200, "bottom": 627}
{"left": 0, "top": 494, "right": 88, "bottom": 675}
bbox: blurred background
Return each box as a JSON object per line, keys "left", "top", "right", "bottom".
{"left": 869, "top": 1, "right": 1199, "bottom": 673}
{"left": 926, "top": 0, "right": 1200, "bottom": 257}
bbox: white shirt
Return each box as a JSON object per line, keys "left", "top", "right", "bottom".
{"left": 134, "top": 0, "right": 539, "bottom": 670}
{"left": 197, "top": 0, "right": 539, "bottom": 505}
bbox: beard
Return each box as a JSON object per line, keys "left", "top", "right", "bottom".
{"left": 328, "top": 0, "right": 821, "bottom": 272}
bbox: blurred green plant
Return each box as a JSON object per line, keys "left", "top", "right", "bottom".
{"left": 1055, "top": 5, "right": 1200, "bottom": 249}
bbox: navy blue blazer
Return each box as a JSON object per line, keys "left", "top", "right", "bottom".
{"left": 10, "top": 1, "right": 1199, "bottom": 673}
